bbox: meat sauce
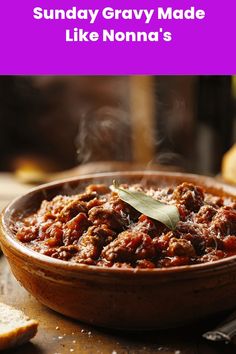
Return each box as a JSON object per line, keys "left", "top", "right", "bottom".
{"left": 14, "top": 182, "right": 236, "bottom": 268}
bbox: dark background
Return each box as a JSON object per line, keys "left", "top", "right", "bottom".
{"left": 0, "top": 76, "right": 234, "bottom": 176}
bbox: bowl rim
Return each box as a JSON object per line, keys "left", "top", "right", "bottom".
{"left": 1, "top": 170, "right": 236, "bottom": 277}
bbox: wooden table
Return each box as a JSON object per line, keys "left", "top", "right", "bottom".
{"left": 1, "top": 173, "right": 236, "bottom": 354}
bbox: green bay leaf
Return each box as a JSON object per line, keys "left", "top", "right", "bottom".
{"left": 112, "top": 181, "right": 180, "bottom": 230}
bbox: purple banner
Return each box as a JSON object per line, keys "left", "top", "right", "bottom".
{"left": 0, "top": 0, "right": 235, "bottom": 74}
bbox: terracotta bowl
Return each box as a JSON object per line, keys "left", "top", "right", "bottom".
{"left": 1, "top": 172, "right": 236, "bottom": 330}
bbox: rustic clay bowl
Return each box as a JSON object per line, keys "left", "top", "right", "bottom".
{"left": 1, "top": 172, "right": 236, "bottom": 330}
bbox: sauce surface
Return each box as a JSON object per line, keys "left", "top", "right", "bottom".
{"left": 14, "top": 182, "right": 236, "bottom": 268}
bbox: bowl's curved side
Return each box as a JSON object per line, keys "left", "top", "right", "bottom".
{"left": 1, "top": 171, "right": 236, "bottom": 330}
{"left": 2, "top": 236, "right": 236, "bottom": 330}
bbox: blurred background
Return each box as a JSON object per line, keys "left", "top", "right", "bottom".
{"left": 0, "top": 76, "right": 235, "bottom": 191}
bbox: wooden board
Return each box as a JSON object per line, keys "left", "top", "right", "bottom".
{"left": 1, "top": 255, "right": 236, "bottom": 354}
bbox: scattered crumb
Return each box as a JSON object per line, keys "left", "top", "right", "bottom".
{"left": 81, "top": 329, "right": 85, "bottom": 333}
{"left": 112, "top": 351, "right": 117, "bottom": 354}
{"left": 175, "top": 351, "right": 181, "bottom": 354}
{"left": 55, "top": 326, "right": 60, "bottom": 330}
{"left": 71, "top": 332, "right": 75, "bottom": 335}
{"left": 72, "top": 340, "right": 76, "bottom": 344}
{"left": 58, "top": 336, "right": 63, "bottom": 340}
{"left": 70, "top": 349, "right": 74, "bottom": 352}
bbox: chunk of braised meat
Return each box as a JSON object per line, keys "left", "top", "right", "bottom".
{"left": 223, "top": 235, "right": 236, "bottom": 252}
{"left": 136, "top": 214, "right": 168, "bottom": 237}
{"left": 195, "top": 205, "right": 217, "bottom": 224}
{"left": 59, "top": 200, "right": 87, "bottom": 222}
{"left": 205, "top": 236, "right": 224, "bottom": 250}
{"left": 63, "top": 213, "right": 91, "bottom": 245}
{"left": 106, "top": 262, "right": 133, "bottom": 269}
{"left": 176, "top": 221, "right": 208, "bottom": 238}
{"left": 78, "top": 190, "right": 107, "bottom": 211}
{"left": 109, "top": 192, "right": 140, "bottom": 221}
{"left": 231, "top": 202, "right": 236, "bottom": 209}
{"left": 177, "top": 205, "right": 188, "bottom": 221}
{"left": 75, "top": 225, "right": 116, "bottom": 263}
{"left": 16, "top": 225, "right": 38, "bottom": 242}
{"left": 66, "top": 212, "right": 89, "bottom": 231}
{"left": 43, "top": 222, "right": 64, "bottom": 247}
{"left": 38, "top": 220, "right": 54, "bottom": 239}
{"left": 38, "top": 196, "right": 75, "bottom": 219}
{"left": 136, "top": 259, "right": 156, "bottom": 268}
{"left": 153, "top": 231, "right": 174, "bottom": 253}
{"left": 199, "top": 250, "right": 226, "bottom": 263}
{"left": 175, "top": 222, "right": 209, "bottom": 255}
{"left": 181, "top": 233, "right": 206, "bottom": 255}
{"left": 167, "top": 237, "right": 196, "bottom": 257}
{"left": 204, "top": 195, "right": 223, "bottom": 208}
{"left": 101, "top": 231, "right": 156, "bottom": 264}
{"left": 86, "top": 197, "right": 105, "bottom": 210}
{"left": 173, "top": 182, "right": 204, "bottom": 212}
{"left": 77, "top": 191, "right": 98, "bottom": 202}
{"left": 211, "top": 207, "right": 236, "bottom": 236}
{"left": 43, "top": 245, "right": 79, "bottom": 261}
{"left": 158, "top": 256, "right": 190, "bottom": 267}
{"left": 85, "top": 184, "right": 110, "bottom": 195}
{"left": 88, "top": 205, "right": 127, "bottom": 231}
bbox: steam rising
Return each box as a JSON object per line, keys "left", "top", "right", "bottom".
{"left": 75, "top": 102, "right": 185, "bottom": 171}
{"left": 75, "top": 79, "right": 187, "bottom": 171}
{"left": 76, "top": 106, "right": 132, "bottom": 164}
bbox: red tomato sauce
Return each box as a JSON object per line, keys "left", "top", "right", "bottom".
{"left": 14, "top": 182, "right": 236, "bottom": 268}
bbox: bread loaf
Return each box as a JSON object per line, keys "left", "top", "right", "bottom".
{"left": 222, "top": 144, "right": 236, "bottom": 184}
{"left": 0, "top": 303, "right": 38, "bottom": 350}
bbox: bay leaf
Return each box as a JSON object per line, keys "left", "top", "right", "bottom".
{"left": 112, "top": 181, "right": 180, "bottom": 230}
